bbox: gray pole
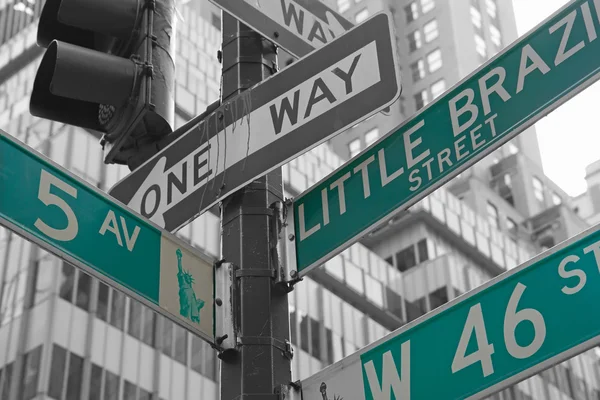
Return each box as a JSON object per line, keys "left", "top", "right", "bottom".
{"left": 219, "top": 12, "right": 293, "bottom": 400}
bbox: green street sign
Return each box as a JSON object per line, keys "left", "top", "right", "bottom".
{"left": 301, "top": 223, "right": 600, "bottom": 399}
{"left": 293, "top": 0, "right": 600, "bottom": 275}
{"left": 0, "top": 131, "right": 215, "bottom": 343}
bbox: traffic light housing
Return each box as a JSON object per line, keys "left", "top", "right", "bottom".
{"left": 30, "top": 0, "right": 176, "bottom": 167}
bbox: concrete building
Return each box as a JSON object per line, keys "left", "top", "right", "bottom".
{"left": 0, "top": 1, "right": 598, "bottom": 400}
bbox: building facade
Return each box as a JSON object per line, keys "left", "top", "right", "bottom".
{"left": 0, "top": 1, "right": 598, "bottom": 400}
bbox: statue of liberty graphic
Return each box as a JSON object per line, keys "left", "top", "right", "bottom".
{"left": 176, "top": 249, "right": 205, "bottom": 324}
{"left": 320, "top": 382, "right": 343, "bottom": 400}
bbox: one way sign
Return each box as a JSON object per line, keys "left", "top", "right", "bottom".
{"left": 109, "top": 13, "right": 400, "bottom": 232}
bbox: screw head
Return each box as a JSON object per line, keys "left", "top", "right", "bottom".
{"left": 274, "top": 31, "right": 280, "bottom": 38}
{"left": 215, "top": 298, "right": 223, "bottom": 306}
{"left": 288, "top": 233, "right": 295, "bottom": 241}
{"left": 290, "top": 270, "right": 298, "bottom": 278}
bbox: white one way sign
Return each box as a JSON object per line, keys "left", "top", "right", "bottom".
{"left": 109, "top": 13, "right": 400, "bottom": 232}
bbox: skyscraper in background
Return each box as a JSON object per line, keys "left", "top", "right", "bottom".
{"left": 0, "top": 1, "right": 598, "bottom": 400}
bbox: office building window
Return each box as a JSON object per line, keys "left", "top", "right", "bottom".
{"left": 506, "top": 217, "right": 517, "bottom": 233}
{"left": 348, "top": 138, "right": 361, "bottom": 157}
{"left": 365, "top": 128, "right": 379, "bottom": 147}
{"left": 21, "top": 346, "right": 42, "bottom": 400}
{"left": 533, "top": 176, "right": 544, "bottom": 202}
{"left": 471, "top": 7, "right": 482, "bottom": 29}
{"left": 552, "top": 192, "right": 562, "bottom": 206}
{"left": 395, "top": 245, "right": 416, "bottom": 272}
{"left": 105, "top": 370, "right": 120, "bottom": 399}
{"left": 355, "top": 8, "right": 369, "bottom": 23}
{"left": 97, "top": 281, "right": 109, "bottom": 321}
{"left": 487, "top": 201, "right": 499, "bottom": 229}
{"left": 485, "top": 0, "right": 497, "bottom": 19}
{"left": 431, "top": 79, "right": 446, "bottom": 99}
{"left": 421, "top": 0, "right": 435, "bottom": 13}
{"left": 110, "top": 289, "right": 126, "bottom": 330}
{"left": 427, "top": 49, "right": 442, "bottom": 72}
{"left": 48, "top": 345, "right": 66, "bottom": 399}
{"left": 504, "top": 173, "right": 512, "bottom": 187}
{"left": 429, "top": 287, "right": 448, "bottom": 310}
{"left": 415, "top": 89, "right": 429, "bottom": 110}
{"left": 423, "top": 19, "right": 439, "bottom": 42}
{"left": 417, "top": 239, "right": 429, "bottom": 263}
{"left": 90, "top": 364, "right": 102, "bottom": 400}
{"left": 338, "top": 0, "right": 350, "bottom": 12}
{"left": 410, "top": 59, "right": 426, "bottom": 81}
{"left": 405, "top": 1, "right": 419, "bottom": 23}
{"left": 490, "top": 24, "right": 502, "bottom": 47}
{"left": 475, "top": 34, "right": 487, "bottom": 58}
{"left": 408, "top": 30, "right": 422, "bottom": 52}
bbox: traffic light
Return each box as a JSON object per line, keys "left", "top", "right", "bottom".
{"left": 30, "top": 0, "right": 176, "bottom": 167}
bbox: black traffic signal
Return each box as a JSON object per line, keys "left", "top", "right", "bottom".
{"left": 30, "top": 0, "right": 176, "bottom": 167}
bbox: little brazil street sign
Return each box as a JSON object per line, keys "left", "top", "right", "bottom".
{"left": 208, "top": 0, "right": 354, "bottom": 58}
{"left": 0, "top": 131, "right": 215, "bottom": 344}
{"left": 293, "top": 0, "right": 600, "bottom": 275}
{"left": 301, "top": 223, "right": 600, "bottom": 400}
{"left": 110, "top": 13, "right": 400, "bottom": 232}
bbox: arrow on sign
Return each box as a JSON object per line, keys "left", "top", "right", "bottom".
{"left": 110, "top": 13, "right": 401, "bottom": 232}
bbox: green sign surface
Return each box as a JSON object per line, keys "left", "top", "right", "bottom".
{"left": 294, "top": 0, "right": 600, "bottom": 275}
{"left": 0, "top": 131, "right": 215, "bottom": 343}
{"left": 301, "top": 223, "right": 600, "bottom": 399}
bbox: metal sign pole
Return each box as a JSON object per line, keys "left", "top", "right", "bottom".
{"left": 218, "top": 12, "right": 293, "bottom": 400}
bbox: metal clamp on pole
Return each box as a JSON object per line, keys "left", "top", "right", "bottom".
{"left": 214, "top": 261, "right": 236, "bottom": 352}
{"left": 280, "top": 198, "right": 302, "bottom": 287}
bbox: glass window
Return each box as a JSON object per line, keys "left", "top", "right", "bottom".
{"left": 162, "top": 319, "right": 173, "bottom": 357}
{"left": 21, "top": 345, "right": 42, "bottom": 400}
{"left": 365, "top": 128, "right": 379, "bottom": 147}
{"left": 58, "top": 262, "right": 76, "bottom": 303}
{"left": 475, "top": 34, "right": 487, "bottom": 58}
{"left": 431, "top": 79, "right": 446, "bottom": 99}
{"left": 421, "top": 0, "right": 435, "bottom": 13}
{"left": 485, "top": 0, "right": 497, "bottom": 19}
{"left": 348, "top": 138, "right": 361, "bottom": 157}
{"left": 471, "top": 6, "right": 482, "bottom": 29}
{"left": 355, "top": 8, "right": 369, "bottom": 23}
{"left": 48, "top": 345, "right": 66, "bottom": 399}
{"left": 110, "top": 289, "right": 126, "bottom": 330}
{"left": 97, "top": 281, "right": 109, "bottom": 321}
{"left": 139, "top": 387, "right": 152, "bottom": 400}
{"left": 396, "top": 245, "right": 417, "bottom": 272}
{"left": 75, "top": 271, "right": 91, "bottom": 310}
{"left": 429, "top": 287, "right": 448, "bottom": 310}
{"left": 337, "top": 0, "right": 350, "bottom": 12}
{"left": 173, "top": 324, "right": 187, "bottom": 364}
{"left": 191, "top": 335, "right": 204, "bottom": 374}
{"left": 427, "top": 49, "right": 442, "bottom": 72}
{"left": 490, "top": 24, "right": 502, "bottom": 47}
{"left": 124, "top": 380, "right": 137, "bottom": 400}
{"left": 506, "top": 217, "right": 517, "bottom": 233}
{"left": 533, "top": 176, "right": 544, "bottom": 202}
{"left": 104, "top": 370, "right": 120, "bottom": 400}
{"left": 417, "top": 239, "right": 429, "bottom": 263}
{"left": 310, "top": 318, "right": 321, "bottom": 359}
{"left": 410, "top": 59, "right": 426, "bottom": 81}
{"left": 66, "top": 352, "right": 83, "bottom": 399}
{"left": 414, "top": 89, "right": 429, "bottom": 111}
{"left": 128, "top": 299, "right": 142, "bottom": 340}
{"left": 405, "top": 2, "right": 419, "bottom": 23}
{"left": 0, "top": 362, "right": 13, "bottom": 400}
{"left": 423, "top": 19, "right": 439, "bottom": 43}
{"left": 408, "top": 30, "right": 422, "bottom": 52}
{"left": 89, "top": 364, "right": 103, "bottom": 400}
{"left": 142, "top": 306, "right": 156, "bottom": 346}
{"left": 552, "top": 192, "right": 562, "bottom": 206}
{"left": 487, "top": 201, "right": 499, "bottom": 229}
